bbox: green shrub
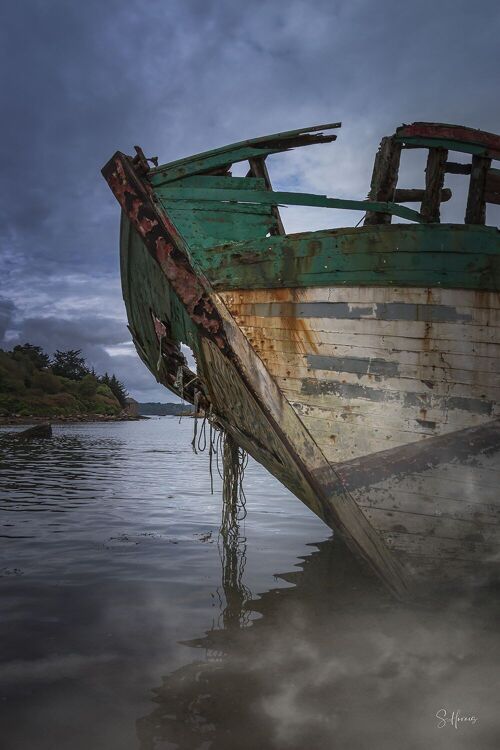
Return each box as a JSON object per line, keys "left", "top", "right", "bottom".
{"left": 77, "top": 373, "right": 99, "bottom": 398}
{"left": 96, "top": 383, "right": 114, "bottom": 398}
{"left": 31, "top": 370, "right": 62, "bottom": 394}
{"left": 0, "top": 345, "right": 129, "bottom": 418}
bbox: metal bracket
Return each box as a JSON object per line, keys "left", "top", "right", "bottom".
{"left": 132, "top": 146, "right": 159, "bottom": 174}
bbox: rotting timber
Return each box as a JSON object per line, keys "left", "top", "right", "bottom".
{"left": 103, "top": 122, "right": 500, "bottom": 598}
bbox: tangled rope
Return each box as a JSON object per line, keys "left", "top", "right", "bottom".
{"left": 191, "top": 413, "right": 250, "bottom": 629}
{"left": 219, "top": 432, "right": 248, "bottom": 538}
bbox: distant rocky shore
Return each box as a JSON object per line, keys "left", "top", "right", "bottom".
{"left": 0, "top": 413, "right": 148, "bottom": 426}
{"left": 137, "top": 402, "right": 195, "bottom": 416}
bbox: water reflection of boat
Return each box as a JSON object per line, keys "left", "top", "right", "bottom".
{"left": 135, "top": 532, "right": 499, "bottom": 750}
{"left": 103, "top": 122, "right": 500, "bottom": 596}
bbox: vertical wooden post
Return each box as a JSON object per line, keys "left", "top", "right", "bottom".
{"left": 465, "top": 155, "right": 491, "bottom": 225}
{"left": 248, "top": 156, "right": 285, "bottom": 235}
{"left": 421, "top": 148, "right": 448, "bottom": 223}
{"left": 364, "top": 137, "right": 402, "bottom": 225}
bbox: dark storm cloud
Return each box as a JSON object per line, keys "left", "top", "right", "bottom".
{"left": 1, "top": 0, "right": 499, "bottom": 399}
{"left": 15, "top": 314, "right": 128, "bottom": 352}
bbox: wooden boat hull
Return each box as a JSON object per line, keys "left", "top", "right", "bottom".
{"left": 119, "top": 211, "right": 499, "bottom": 595}
{"left": 104, "top": 123, "right": 500, "bottom": 596}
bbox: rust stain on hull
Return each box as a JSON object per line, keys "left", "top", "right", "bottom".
{"left": 104, "top": 154, "right": 229, "bottom": 352}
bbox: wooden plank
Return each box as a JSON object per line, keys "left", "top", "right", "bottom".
{"left": 231, "top": 300, "right": 500, "bottom": 326}
{"left": 205, "top": 223, "right": 500, "bottom": 261}
{"left": 198, "top": 223, "right": 500, "bottom": 292}
{"left": 207, "top": 237, "right": 500, "bottom": 265}
{"left": 287, "top": 396, "right": 497, "bottom": 430}
{"left": 238, "top": 316, "right": 500, "bottom": 344}
{"left": 287, "top": 391, "right": 496, "bottom": 428}
{"left": 298, "top": 404, "right": 456, "bottom": 436}
{"left": 394, "top": 187, "right": 451, "bottom": 203}
{"left": 314, "top": 429, "right": 427, "bottom": 461}
{"left": 248, "top": 156, "right": 285, "bottom": 235}
{"left": 484, "top": 167, "right": 500, "bottom": 205}
{"left": 396, "top": 122, "right": 500, "bottom": 154}
{"left": 355, "top": 484, "right": 500, "bottom": 514}
{"left": 362, "top": 507, "right": 499, "bottom": 542}
{"left": 465, "top": 155, "right": 492, "bottom": 224}
{"left": 281, "top": 371, "right": 500, "bottom": 405}
{"left": 149, "top": 123, "right": 340, "bottom": 185}
{"left": 349, "top": 465, "right": 500, "bottom": 504}
{"left": 227, "top": 299, "right": 500, "bottom": 326}
{"left": 396, "top": 135, "right": 499, "bottom": 160}
{"left": 287, "top": 378, "right": 497, "bottom": 411}
{"left": 254, "top": 342, "right": 500, "bottom": 375}
{"left": 211, "top": 255, "right": 500, "bottom": 293}
{"left": 239, "top": 325, "right": 500, "bottom": 358}
{"left": 158, "top": 186, "right": 424, "bottom": 223}
{"left": 256, "top": 346, "right": 500, "bottom": 383}
{"left": 271, "top": 360, "right": 500, "bottom": 391}
{"left": 238, "top": 318, "right": 500, "bottom": 347}
{"left": 364, "top": 137, "right": 402, "bottom": 225}
{"left": 383, "top": 531, "right": 496, "bottom": 561}
{"left": 175, "top": 175, "right": 267, "bottom": 190}
{"left": 244, "top": 328, "right": 500, "bottom": 366}
{"left": 164, "top": 206, "right": 278, "bottom": 246}
{"left": 235, "top": 312, "right": 500, "bottom": 358}
{"left": 335, "top": 420, "right": 500, "bottom": 486}
{"left": 421, "top": 148, "right": 448, "bottom": 223}
{"left": 222, "top": 285, "right": 500, "bottom": 309}
{"left": 445, "top": 161, "right": 471, "bottom": 175}
{"left": 166, "top": 200, "right": 273, "bottom": 216}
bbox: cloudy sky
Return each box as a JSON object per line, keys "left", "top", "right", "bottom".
{"left": 1, "top": 0, "right": 499, "bottom": 401}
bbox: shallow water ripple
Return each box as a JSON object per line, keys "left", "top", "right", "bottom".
{"left": 0, "top": 418, "right": 498, "bottom": 749}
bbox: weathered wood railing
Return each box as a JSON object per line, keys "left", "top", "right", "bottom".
{"left": 365, "top": 123, "right": 500, "bottom": 226}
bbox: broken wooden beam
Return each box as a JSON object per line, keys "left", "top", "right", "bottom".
{"left": 247, "top": 156, "right": 285, "bottom": 235}
{"left": 364, "top": 137, "right": 402, "bottom": 225}
{"left": 484, "top": 168, "right": 500, "bottom": 205}
{"left": 394, "top": 187, "right": 451, "bottom": 203}
{"left": 421, "top": 148, "right": 448, "bottom": 223}
{"left": 445, "top": 161, "right": 472, "bottom": 175}
{"left": 465, "top": 155, "right": 492, "bottom": 224}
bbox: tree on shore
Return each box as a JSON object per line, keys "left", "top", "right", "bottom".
{"left": 2, "top": 343, "right": 131, "bottom": 415}
{"left": 12, "top": 343, "right": 50, "bottom": 370}
{"left": 51, "top": 349, "right": 89, "bottom": 381}
{"left": 101, "top": 372, "right": 128, "bottom": 407}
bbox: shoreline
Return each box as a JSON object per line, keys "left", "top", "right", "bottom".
{"left": 0, "top": 414, "right": 149, "bottom": 426}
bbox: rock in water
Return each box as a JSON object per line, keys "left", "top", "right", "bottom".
{"left": 18, "top": 423, "right": 52, "bottom": 440}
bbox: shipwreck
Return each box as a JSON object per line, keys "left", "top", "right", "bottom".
{"left": 103, "top": 121, "right": 500, "bottom": 596}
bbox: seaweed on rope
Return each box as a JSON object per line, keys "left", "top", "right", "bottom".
{"left": 192, "top": 407, "right": 251, "bottom": 629}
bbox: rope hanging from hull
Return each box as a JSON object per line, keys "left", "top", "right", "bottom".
{"left": 191, "top": 409, "right": 248, "bottom": 532}
{"left": 218, "top": 431, "right": 250, "bottom": 630}
{"left": 191, "top": 413, "right": 250, "bottom": 629}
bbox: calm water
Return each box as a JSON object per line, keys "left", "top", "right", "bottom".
{"left": 0, "top": 418, "right": 498, "bottom": 749}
